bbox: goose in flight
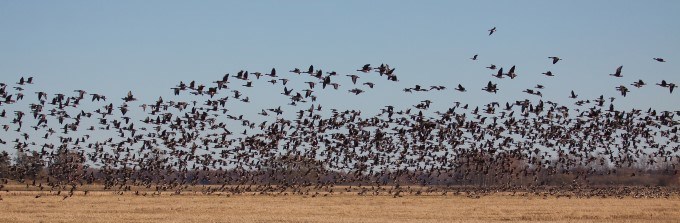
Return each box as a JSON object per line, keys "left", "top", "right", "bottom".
{"left": 488, "top": 27, "right": 496, "bottom": 36}
{"left": 616, "top": 85, "right": 629, "bottom": 97}
{"left": 234, "top": 70, "right": 249, "bottom": 80}
{"left": 36, "top": 91, "right": 47, "bottom": 101}
{"left": 348, "top": 88, "right": 364, "bottom": 95}
{"left": 492, "top": 68, "right": 504, "bottom": 79}
{"left": 346, "top": 74, "right": 360, "bottom": 84}
{"left": 609, "top": 66, "right": 623, "bottom": 77}
{"left": 304, "top": 65, "right": 314, "bottom": 75}
{"left": 313, "top": 70, "right": 323, "bottom": 79}
{"left": 548, "top": 57, "right": 562, "bottom": 64}
{"left": 482, "top": 81, "right": 498, "bottom": 94}
{"left": 505, "top": 65, "right": 517, "bottom": 79}
{"left": 17, "top": 77, "right": 33, "bottom": 85}
{"left": 357, "top": 64, "right": 372, "bottom": 73}
{"left": 290, "top": 68, "right": 302, "bottom": 74}
{"left": 569, "top": 90, "right": 578, "bottom": 99}
{"left": 412, "top": 85, "right": 426, "bottom": 92}
{"left": 522, "top": 89, "right": 542, "bottom": 97}
{"left": 122, "top": 91, "right": 136, "bottom": 102}
{"left": 653, "top": 58, "right": 666, "bottom": 62}
{"left": 430, "top": 85, "right": 445, "bottom": 91}
{"left": 90, "top": 94, "right": 106, "bottom": 101}
{"left": 669, "top": 83, "right": 676, "bottom": 94}
{"left": 278, "top": 78, "right": 289, "bottom": 85}
{"left": 455, "top": 84, "right": 466, "bottom": 92}
{"left": 266, "top": 68, "right": 277, "bottom": 77}
{"left": 631, "top": 79, "right": 645, "bottom": 88}
{"left": 657, "top": 80, "right": 677, "bottom": 93}
{"left": 281, "top": 87, "right": 293, "bottom": 96}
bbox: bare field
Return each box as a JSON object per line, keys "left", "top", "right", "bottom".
{"left": 1, "top": 192, "right": 679, "bottom": 223}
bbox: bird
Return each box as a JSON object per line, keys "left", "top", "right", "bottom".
{"left": 122, "top": 91, "right": 136, "bottom": 102}
{"left": 348, "top": 88, "right": 364, "bottom": 95}
{"left": 657, "top": 80, "right": 670, "bottom": 87}
{"left": 542, "top": 71, "right": 554, "bottom": 76}
{"left": 653, "top": 58, "right": 666, "bottom": 62}
{"left": 569, "top": 90, "right": 578, "bottom": 99}
{"left": 616, "top": 85, "right": 629, "bottom": 97}
{"left": 488, "top": 27, "right": 496, "bottom": 36}
{"left": 357, "top": 64, "right": 372, "bottom": 73}
{"left": 548, "top": 57, "right": 562, "bottom": 64}
{"left": 482, "top": 81, "right": 498, "bottom": 93}
{"left": 36, "top": 91, "right": 47, "bottom": 101}
{"left": 609, "top": 66, "right": 623, "bottom": 77}
{"left": 304, "top": 65, "right": 314, "bottom": 75}
{"left": 522, "top": 89, "right": 542, "bottom": 97}
{"left": 631, "top": 80, "right": 646, "bottom": 88}
{"left": 430, "top": 85, "right": 445, "bottom": 91}
{"left": 346, "top": 75, "right": 359, "bottom": 84}
{"left": 266, "top": 68, "right": 277, "bottom": 77}
{"left": 304, "top": 82, "right": 316, "bottom": 89}
{"left": 669, "top": 83, "right": 677, "bottom": 94}
{"left": 470, "top": 54, "right": 478, "bottom": 60}
{"left": 505, "top": 65, "right": 517, "bottom": 79}
{"left": 492, "top": 68, "right": 504, "bottom": 79}
{"left": 412, "top": 85, "right": 426, "bottom": 92}
{"left": 455, "top": 84, "right": 466, "bottom": 92}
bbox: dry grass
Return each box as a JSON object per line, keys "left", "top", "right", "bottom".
{"left": 0, "top": 191, "right": 679, "bottom": 223}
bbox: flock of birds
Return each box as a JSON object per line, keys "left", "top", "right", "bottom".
{"left": 0, "top": 27, "right": 678, "bottom": 199}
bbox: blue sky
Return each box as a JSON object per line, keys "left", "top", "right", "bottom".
{"left": 1, "top": 0, "right": 678, "bottom": 115}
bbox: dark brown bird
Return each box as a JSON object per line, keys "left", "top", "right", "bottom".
{"left": 488, "top": 27, "right": 496, "bottom": 36}
{"left": 548, "top": 56, "right": 562, "bottom": 64}
{"left": 609, "top": 66, "right": 623, "bottom": 77}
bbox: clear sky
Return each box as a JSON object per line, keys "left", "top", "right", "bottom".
{"left": 1, "top": 0, "right": 678, "bottom": 115}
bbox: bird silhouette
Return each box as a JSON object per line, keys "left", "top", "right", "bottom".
{"left": 488, "top": 27, "right": 496, "bottom": 36}
{"left": 548, "top": 57, "right": 562, "bottom": 64}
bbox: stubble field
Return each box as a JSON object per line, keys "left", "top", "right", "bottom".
{"left": 1, "top": 192, "right": 679, "bottom": 223}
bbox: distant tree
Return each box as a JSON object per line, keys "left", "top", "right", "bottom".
{"left": 47, "top": 148, "right": 85, "bottom": 184}
{"left": 261, "top": 155, "right": 328, "bottom": 184}
{"left": 14, "top": 151, "right": 44, "bottom": 182}
{"left": 0, "top": 151, "right": 10, "bottom": 179}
